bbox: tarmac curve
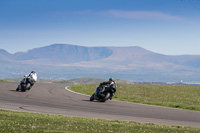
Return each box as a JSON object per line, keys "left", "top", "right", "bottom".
{"left": 0, "top": 81, "right": 200, "bottom": 128}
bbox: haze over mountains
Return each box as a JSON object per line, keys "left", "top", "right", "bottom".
{"left": 1, "top": 44, "right": 200, "bottom": 82}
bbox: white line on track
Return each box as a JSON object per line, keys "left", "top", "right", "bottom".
{"left": 65, "top": 86, "right": 90, "bottom": 97}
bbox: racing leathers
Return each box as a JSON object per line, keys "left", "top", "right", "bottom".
{"left": 99, "top": 80, "right": 117, "bottom": 99}
{"left": 22, "top": 72, "right": 37, "bottom": 88}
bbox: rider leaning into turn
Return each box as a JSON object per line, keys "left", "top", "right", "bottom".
{"left": 99, "top": 77, "right": 117, "bottom": 99}
{"left": 23, "top": 71, "right": 37, "bottom": 88}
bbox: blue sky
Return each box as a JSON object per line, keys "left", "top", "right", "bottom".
{"left": 1, "top": 0, "right": 200, "bottom": 55}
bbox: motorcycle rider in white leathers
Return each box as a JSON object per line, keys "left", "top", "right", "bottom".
{"left": 21, "top": 71, "right": 37, "bottom": 89}
{"left": 24, "top": 71, "right": 37, "bottom": 87}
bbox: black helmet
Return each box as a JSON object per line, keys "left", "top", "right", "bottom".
{"left": 109, "top": 77, "right": 114, "bottom": 81}
{"left": 31, "top": 71, "right": 35, "bottom": 74}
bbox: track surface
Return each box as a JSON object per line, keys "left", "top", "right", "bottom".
{"left": 0, "top": 82, "right": 200, "bottom": 128}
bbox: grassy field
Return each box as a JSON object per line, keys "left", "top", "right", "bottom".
{"left": 0, "top": 79, "right": 10, "bottom": 82}
{"left": 1, "top": 110, "right": 200, "bottom": 133}
{"left": 69, "top": 84, "right": 200, "bottom": 111}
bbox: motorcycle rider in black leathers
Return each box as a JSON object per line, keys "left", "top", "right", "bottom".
{"left": 98, "top": 78, "right": 117, "bottom": 99}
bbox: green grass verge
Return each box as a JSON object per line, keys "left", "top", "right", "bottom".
{"left": 0, "top": 80, "right": 10, "bottom": 82}
{"left": 0, "top": 110, "right": 200, "bottom": 133}
{"left": 69, "top": 84, "right": 200, "bottom": 111}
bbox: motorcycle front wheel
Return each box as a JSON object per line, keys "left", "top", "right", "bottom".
{"left": 16, "top": 86, "right": 19, "bottom": 91}
{"left": 90, "top": 94, "right": 95, "bottom": 101}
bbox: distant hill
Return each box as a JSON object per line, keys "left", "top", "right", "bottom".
{"left": 52, "top": 78, "right": 106, "bottom": 85}
{"left": 62, "top": 46, "right": 200, "bottom": 70}
{"left": 1, "top": 44, "right": 200, "bottom": 82}
{"left": 0, "top": 49, "right": 13, "bottom": 62}
{"left": 12, "top": 44, "right": 113, "bottom": 65}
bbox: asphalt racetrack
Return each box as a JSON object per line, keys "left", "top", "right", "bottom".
{"left": 0, "top": 81, "right": 200, "bottom": 128}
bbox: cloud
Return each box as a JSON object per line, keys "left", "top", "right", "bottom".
{"left": 75, "top": 10, "right": 183, "bottom": 21}
{"left": 107, "top": 10, "right": 182, "bottom": 21}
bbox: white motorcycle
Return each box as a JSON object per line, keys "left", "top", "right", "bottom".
{"left": 16, "top": 72, "right": 37, "bottom": 92}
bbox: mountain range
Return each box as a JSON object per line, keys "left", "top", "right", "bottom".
{"left": 1, "top": 44, "right": 200, "bottom": 82}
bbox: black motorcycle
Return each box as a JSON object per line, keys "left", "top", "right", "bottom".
{"left": 90, "top": 85, "right": 115, "bottom": 102}
{"left": 16, "top": 76, "right": 36, "bottom": 92}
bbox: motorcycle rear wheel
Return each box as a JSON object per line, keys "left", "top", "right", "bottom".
{"left": 20, "top": 83, "right": 31, "bottom": 92}
{"left": 99, "top": 92, "right": 110, "bottom": 102}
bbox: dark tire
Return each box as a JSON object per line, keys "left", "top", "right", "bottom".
{"left": 16, "top": 85, "right": 22, "bottom": 91}
{"left": 21, "top": 89, "right": 26, "bottom": 92}
{"left": 21, "top": 83, "right": 30, "bottom": 92}
{"left": 28, "top": 84, "right": 32, "bottom": 90}
{"left": 90, "top": 94, "right": 95, "bottom": 101}
{"left": 21, "top": 84, "right": 26, "bottom": 92}
{"left": 99, "top": 92, "right": 110, "bottom": 102}
{"left": 25, "top": 83, "right": 31, "bottom": 90}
